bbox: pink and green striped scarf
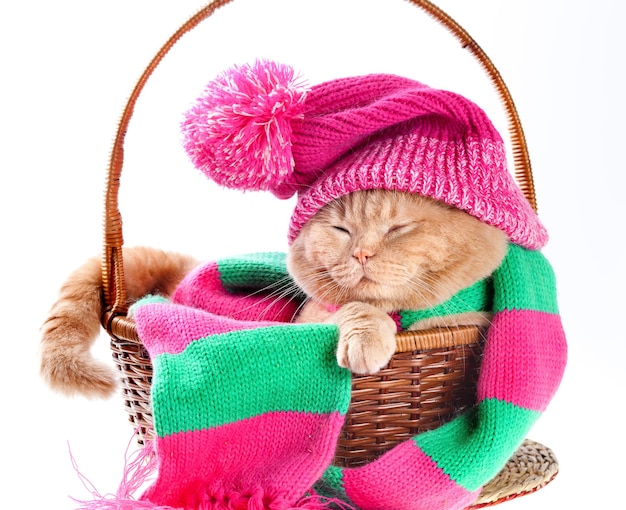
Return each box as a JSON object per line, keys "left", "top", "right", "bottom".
{"left": 92, "top": 243, "right": 565, "bottom": 509}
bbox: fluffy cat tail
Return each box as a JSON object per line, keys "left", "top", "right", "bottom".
{"left": 39, "top": 246, "right": 199, "bottom": 399}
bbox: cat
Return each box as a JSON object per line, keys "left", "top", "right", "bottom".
{"left": 288, "top": 189, "right": 508, "bottom": 374}
{"left": 39, "top": 246, "right": 199, "bottom": 398}
{"left": 39, "top": 190, "right": 508, "bottom": 398}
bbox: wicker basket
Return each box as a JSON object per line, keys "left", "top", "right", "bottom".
{"left": 100, "top": 0, "right": 557, "bottom": 506}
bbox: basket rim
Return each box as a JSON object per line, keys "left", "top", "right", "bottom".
{"left": 107, "top": 311, "right": 482, "bottom": 352}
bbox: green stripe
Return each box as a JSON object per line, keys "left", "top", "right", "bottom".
{"left": 134, "top": 294, "right": 168, "bottom": 306}
{"left": 399, "top": 278, "right": 492, "bottom": 329}
{"left": 415, "top": 398, "right": 541, "bottom": 491}
{"left": 152, "top": 323, "right": 351, "bottom": 437}
{"left": 217, "top": 252, "right": 293, "bottom": 291}
{"left": 492, "top": 244, "right": 558, "bottom": 314}
{"left": 314, "top": 466, "right": 354, "bottom": 506}
{"left": 399, "top": 244, "right": 558, "bottom": 328}
{"left": 315, "top": 465, "right": 344, "bottom": 494}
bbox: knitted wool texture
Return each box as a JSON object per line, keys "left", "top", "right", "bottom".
{"left": 125, "top": 246, "right": 566, "bottom": 510}
{"left": 132, "top": 253, "right": 352, "bottom": 509}
{"left": 182, "top": 60, "right": 548, "bottom": 250}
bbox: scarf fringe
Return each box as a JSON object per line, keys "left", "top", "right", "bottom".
{"left": 68, "top": 435, "right": 352, "bottom": 510}
{"left": 69, "top": 434, "right": 164, "bottom": 509}
{"left": 293, "top": 493, "right": 354, "bottom": 510}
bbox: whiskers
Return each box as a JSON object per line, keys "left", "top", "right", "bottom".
{"left": 226, "top": 265, "right": 349, "bottom": 323}
{"left": 401, "top": 270, "right": 492, "bottom": 341}
{"left": 291, "top": 265, "right": 351, "bottom": 309}
{"left": 228, "top": 274, "right": 304, "bottom": 322}
{"left": 228, "top": 256, "right": 492, "bottom": 338}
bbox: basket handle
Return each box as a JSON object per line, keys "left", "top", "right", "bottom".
{"left": 101, "top": 0, "right": 537, "bottom": 332}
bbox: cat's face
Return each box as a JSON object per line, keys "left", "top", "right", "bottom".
{"left": 287, "top": 190, "right": 508, "bottom": 311}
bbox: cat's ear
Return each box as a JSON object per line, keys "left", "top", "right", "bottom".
{"left": 182, "top": 60, "right": 308, "bottom": 197}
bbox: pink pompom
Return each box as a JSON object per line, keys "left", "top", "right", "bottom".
{"left": 182, "top": 60, "right": 308, "bottom": 194}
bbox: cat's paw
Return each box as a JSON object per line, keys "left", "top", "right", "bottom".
{"left": 334, "top": 302, "right": 397, "bottom": 374}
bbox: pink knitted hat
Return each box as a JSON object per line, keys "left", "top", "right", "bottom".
{"left": 182, "top": 60, "right": 548, "bottom": 249}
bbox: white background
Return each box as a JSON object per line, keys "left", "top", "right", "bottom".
{"left": 1, "top": 0, "right": 624, "bottom": 508}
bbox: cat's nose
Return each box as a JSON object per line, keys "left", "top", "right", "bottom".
{"left": 353, "top": 248, "right": 373, "bottom": 265}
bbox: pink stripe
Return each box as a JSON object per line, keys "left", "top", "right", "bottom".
{"left": 172, "top": 261, "right": 300, "bottom": 324}
{"left": 478, "top": 310, "right": 567, "bottom": 411}
{"left": 141, "top": 411, "right": 345, "bottom": 508}
{"left": 134, "top": 301, "right": 281, "bottom": 357}
{"left": 389, "top": 311, "right": 402, "bottom": 331}
{"left": 343, "top": 440, "right": 479, "bottom": 510}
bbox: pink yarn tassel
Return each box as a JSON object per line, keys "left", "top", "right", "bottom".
{"left": 295, "top": 493, "right": 354, "bottom": 510}
{"left": 68, "top": 436, "right": 351, "bottom": 510}
{"left": 69, "top": 434, "right": 174, "bottom": 510}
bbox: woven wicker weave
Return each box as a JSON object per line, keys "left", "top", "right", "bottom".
{"left": 472, "top": 440, "right": 559, "bottom": 508}
{"left": 334, "top": 326, "right": 483, "bottom": 468}
{"left": 101, "top": 0, "right": 557, "bottom": 506}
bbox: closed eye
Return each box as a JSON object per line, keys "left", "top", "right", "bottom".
{"left": 387, "top": 224, "right": 407, "bottom": 234}
{"left": 332, "top": 225, "right": 351, "bottom": 235}
{"left": 386, "top": 223, "right": 415, "bottom": 236}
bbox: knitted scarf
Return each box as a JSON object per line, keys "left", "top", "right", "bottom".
{"left": 78, "top": 244, "right": 566, "bottom": 510}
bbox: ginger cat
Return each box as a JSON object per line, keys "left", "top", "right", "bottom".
{"left": 39, "top": 190, "right": 508, "bottom": 398}
{"left": 288, "top": 190, "right": 508, "bottom": 374}
{"left": 39, "top": 247, "right": 199, "bottom": 398}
